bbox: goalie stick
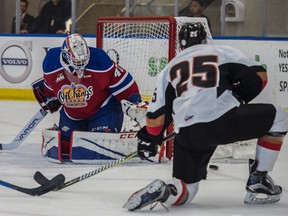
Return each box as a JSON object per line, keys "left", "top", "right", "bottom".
{"left": 0, "top": 172, "right": 65, "bottom": 196}
{"left": 0, "top": 109, "right": 48, "bottom": 150}
{"left": 33, "top": 132, "right": 176, "bottom": 194}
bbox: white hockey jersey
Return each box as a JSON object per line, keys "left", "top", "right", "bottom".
{"left": 147, "top": 44, "right": 264, "bottom": 132}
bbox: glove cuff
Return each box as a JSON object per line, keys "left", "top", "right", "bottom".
{"left": 137, "top": 126, "right": 163, "bottom": 145}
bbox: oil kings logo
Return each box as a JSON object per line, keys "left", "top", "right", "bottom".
{"left": 0, "top": 40, "right": 32, "bottom": 83}
{"left": 58, "top": 83, "right": 93, "bottom": 108}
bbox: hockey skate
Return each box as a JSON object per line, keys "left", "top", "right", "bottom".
{"left": 123, "top": 179, "right": 171, "bottom": 211}
{"left": 244, "top": 159, "right": 282, "bottom": 204}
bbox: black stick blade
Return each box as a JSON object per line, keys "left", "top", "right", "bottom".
{"left": 34, "top": 171, "right": 50, "bottom": 186}
{"left": 0, "top": 173, "right": 65, "bottom": 196}
{"left": 34, "top": 173, "right": 65, "bottom": 196}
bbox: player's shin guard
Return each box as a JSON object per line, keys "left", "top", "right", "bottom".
{"left": 244, "top": 159, "right": 282, "bottom": 204}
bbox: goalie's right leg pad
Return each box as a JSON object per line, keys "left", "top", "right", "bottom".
{"left": 69, "top": 131, "right": 139, "bottom": 164}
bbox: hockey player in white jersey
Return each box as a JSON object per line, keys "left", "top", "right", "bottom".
{"left": 123, "top": 22, "right": 288, "bottom": 211}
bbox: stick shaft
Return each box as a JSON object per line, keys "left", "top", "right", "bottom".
{"left": 57, "top": 151, "right": 138, "bottom": 190}
{"left": 0, "top": 109, "right": 47, "bottom": 150}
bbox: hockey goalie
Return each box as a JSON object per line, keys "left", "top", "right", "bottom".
{"left": 32, "top": 33, "right": 149, "bottom": 164}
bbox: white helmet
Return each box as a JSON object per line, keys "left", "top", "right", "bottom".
{"left": 61, "top": 33, "right": 90, "bottom": 78}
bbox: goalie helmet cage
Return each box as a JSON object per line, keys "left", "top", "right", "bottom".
{"left": 96, "top": 16, "right": 212, "bottom": 160}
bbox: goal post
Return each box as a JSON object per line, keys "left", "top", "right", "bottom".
{"left": 96, "top": 16, "right": 213, "bottom": 160}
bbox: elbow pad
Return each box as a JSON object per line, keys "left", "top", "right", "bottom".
{"left": 232, "top": 67, "right": 265, "bottom": 103}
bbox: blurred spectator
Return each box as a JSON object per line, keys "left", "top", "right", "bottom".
{"left": 179, "top": 0, "right": 211, "bottom": 30}
{"left": 11, "top": 0, "right": 35, "bottom": 34}
{"left": 29, "top": 0, "right": 71, "bottom": 34}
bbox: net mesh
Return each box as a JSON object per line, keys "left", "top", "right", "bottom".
{"left": 212, "top": 139, "right": 257, "bottom": 161}
{"left": 100, "top": 20, "right": 170, "bottom": 102}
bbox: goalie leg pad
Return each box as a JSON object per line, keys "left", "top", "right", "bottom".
{"left": 70, "top": 131, "right": 141, "bottom": 164}
{"left": 42, "top": 128, "right": 64, "bottom": 163}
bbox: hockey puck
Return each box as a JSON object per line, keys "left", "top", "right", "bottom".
{"left": 209, "top": 165, "right": 219, "bottom": 170}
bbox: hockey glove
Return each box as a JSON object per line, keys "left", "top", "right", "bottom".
{"left": 121, "top": 99, "right": 149, "bottom": 128}
{"left": 33, "top": 87, "right": 62, "bottom": 113}
{"left": 137, "top": 126, "right": 158, "bottom": 159}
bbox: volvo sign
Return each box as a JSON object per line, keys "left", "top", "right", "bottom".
{"left": 0, "top": 40, "right": 32, "bottom": 83}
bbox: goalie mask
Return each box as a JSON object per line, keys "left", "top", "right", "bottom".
{"left": 61, "top": 34, "right": 90, "bottom": 78}
{"left": 178, "top": 22, "right": 207, "bottom": 50}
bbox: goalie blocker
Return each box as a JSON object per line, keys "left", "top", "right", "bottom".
{"left": 41, "top": 129, "right": 165, "bottom": 164}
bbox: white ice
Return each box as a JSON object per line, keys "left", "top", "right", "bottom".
{"left": 0, "top": 100, "right": 287, "bottom": 216}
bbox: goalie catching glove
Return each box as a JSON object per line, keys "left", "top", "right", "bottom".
{"left": 137, "top": 126, "right": 159, "bottom": 159}
{"left": 121, "top": 99, "right": 148, "bottom": 128}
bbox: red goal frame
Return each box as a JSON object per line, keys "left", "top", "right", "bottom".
{"left": 96, "top": 16, "right": 179, "bottom": 160}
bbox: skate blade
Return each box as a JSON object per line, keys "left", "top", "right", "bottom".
{"left": 244, "top": 192, "right": 281, "bottom": 204}
{"left": 123, "top": 195, "right": 142, "bottom": 211}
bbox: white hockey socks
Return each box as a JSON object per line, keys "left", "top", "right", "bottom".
{"left": 255, "top": 145, "right": 280, "bottom": 172}
{"left": 255, "top": 135, "right": 283, "bottom": 171}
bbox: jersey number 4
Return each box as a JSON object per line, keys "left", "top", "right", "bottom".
{"left": 170, "top": 55, "right": 219, "bottom": 96}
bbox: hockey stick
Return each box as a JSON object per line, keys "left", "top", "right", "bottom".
{"left": 210, "top": 157, "right": 249, "bottom": 164}
{"left": 0, "top": 172, "right": 65, "bottom": 196}
{"left": 33, "top": 132, "right": 176, "bottom": 194}
{"left": 0, "top": 109, "right": 48, "bottom": 150}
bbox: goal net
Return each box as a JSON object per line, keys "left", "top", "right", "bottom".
{"left": 96, "top": 16, "right": 256, "bottom": 162}
{"left": 97, "top": 16, "right": 212, "bottom": 101}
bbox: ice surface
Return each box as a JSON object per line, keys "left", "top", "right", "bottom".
{"left": 0, "top": 101, "right": 287, "bottom": 216}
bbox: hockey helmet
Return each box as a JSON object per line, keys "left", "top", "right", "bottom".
{"left": 61, "top": 33, "right": 90, "bottom": 78}
{"left": 178, "top": 22, "right": 207, "bottom": 50}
